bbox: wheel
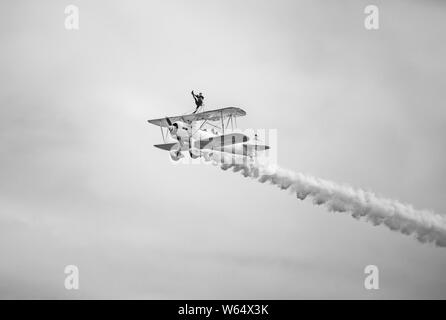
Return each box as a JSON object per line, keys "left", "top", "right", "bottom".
{"left": 189, "top": 150, "right": 199, "bottom": 159}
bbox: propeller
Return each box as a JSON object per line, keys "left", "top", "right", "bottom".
{"left": 165, "top": 117, "right": 178, "bottom": 136}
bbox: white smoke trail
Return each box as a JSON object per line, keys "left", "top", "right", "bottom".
{"left": 207, "top": 152, "right": 446, "bottom": 247}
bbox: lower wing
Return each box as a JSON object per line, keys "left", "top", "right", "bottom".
{"left": 196, "top": 133, "right": 249, "bottom": 149}
{"left": 154, "top": 142, "right": 189, "bottom": 151}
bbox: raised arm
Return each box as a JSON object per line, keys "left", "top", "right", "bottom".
{"left": 191, "top": 90, "right": 198, "bottom": 102}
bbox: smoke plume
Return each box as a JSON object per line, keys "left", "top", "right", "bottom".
{"left": 207, "top": 152, "right": 446, "bottom": 247}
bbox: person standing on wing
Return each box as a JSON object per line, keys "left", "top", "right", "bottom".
{"left": 191, "top": 90, "right": 204, "bottom": 114}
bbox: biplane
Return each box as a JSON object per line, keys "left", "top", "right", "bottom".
{"left": 147, "top": 106, "right": 270, "bottom": 161}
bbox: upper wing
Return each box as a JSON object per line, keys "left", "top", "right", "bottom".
{"left": 184, "top": 107, "right": 246, "bottom": 122}
{"left": 196, "top": 133, "right": 249, "bottom": 149}
{"left": 147, "top": 116, "right": 185, "bottom": 128}
{"left": 147, "top": 107, "right": 246, "bottom": 127}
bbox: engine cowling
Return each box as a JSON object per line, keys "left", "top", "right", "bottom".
{"left": 170, "top": 121, "right": 191, "bottom": 141}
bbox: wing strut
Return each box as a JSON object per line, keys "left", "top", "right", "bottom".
{"left": 205, "top": 122, "right": 221, "bottom": 130}
{"left": 221, "top": 110, "right": 224, "bottom": 135}
{"left": 191, "top": 119, "right": 208, "bottom": 136}
{"left": 226, "top": 116, "right": 231, "bottom": 130}
{"left": 160, "top": 126, "right": 165, "bottom": 143}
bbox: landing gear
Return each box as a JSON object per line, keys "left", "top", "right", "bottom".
{"left": 169, "top": 144, "right": 184, "bottom": 161}
{"left": 203, "top": 152, "right": 213, "bottom": 161}
{"left": 170, "top": 151, "right": 183, "bottom": 161}
{"left": 189, "top": 150, "right": 199, "bottom": 159}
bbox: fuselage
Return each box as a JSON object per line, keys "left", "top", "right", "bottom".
{"left": 169, "top": 120, "right": 255, "bottom": 157}
{"left": 170, "top": 120, "right": 214, "bottom": 143}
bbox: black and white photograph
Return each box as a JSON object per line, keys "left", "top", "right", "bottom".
{"left": 1, "top": 0, "right": 445, "bottom": 306}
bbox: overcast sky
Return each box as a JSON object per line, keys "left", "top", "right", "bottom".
{"left": 1, "top": 0, "right": 446, "bottom": 299}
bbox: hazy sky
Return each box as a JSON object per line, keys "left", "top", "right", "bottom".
{"left": 1, "top": 0, "right": 446, "bottom": 299}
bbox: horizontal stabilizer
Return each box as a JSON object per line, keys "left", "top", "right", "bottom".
{"left": 215, "top": 144, "right": 270, "bottom": 156}
{"left": 243, "top": 144, "right": 270, "bottom": 152}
